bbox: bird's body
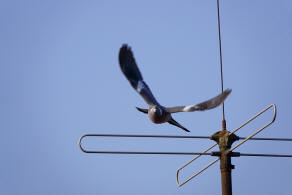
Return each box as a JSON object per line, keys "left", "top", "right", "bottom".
{"left": 118, "top": 44, "right": 231, "bottom": 132}
{"left": 148, "top": 105, "right": 170, "bottom": 124}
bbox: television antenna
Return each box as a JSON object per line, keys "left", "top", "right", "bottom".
{"left": 78, "top": 1, "right": 292, "bottom": 195}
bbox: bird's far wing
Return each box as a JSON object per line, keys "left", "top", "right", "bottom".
{"left": 119, "top": 44, "right": 160, "bottom": 106}
{"left": 165, "top": 89, "right": 232, "bottom": 113}
{"left": 136, "top": 107, "right": 148, "bottom": 114}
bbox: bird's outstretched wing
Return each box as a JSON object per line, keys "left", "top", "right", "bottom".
{"left": 165, "top": 89, "right": 232, "bottom": 113}
{"left": 119, "top": 44, "right": 159, "bottom": 106}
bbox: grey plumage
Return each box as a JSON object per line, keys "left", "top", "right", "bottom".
{"left": 119, "top": 44, "right": 231, "bottom": 132}
{"left": 164, "top": 89, "right": 231, "bottom": 113}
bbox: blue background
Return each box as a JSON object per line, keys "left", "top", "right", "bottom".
{"left": 1, "top": 0, "right": 292, "bottom": 194}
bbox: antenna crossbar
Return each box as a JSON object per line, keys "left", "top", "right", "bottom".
{"left": 79, "top": 133, "right": 292, "bottom": 142}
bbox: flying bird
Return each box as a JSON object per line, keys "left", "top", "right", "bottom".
{"left": 118, "top": 44, "right": 231, "bottom": 132}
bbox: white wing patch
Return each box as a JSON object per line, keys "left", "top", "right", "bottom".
{"left": 183, "top": 105, "right": 194, "bottom": 112}
{"left": 137, "top": 80, "right": 145, "bottom": 93}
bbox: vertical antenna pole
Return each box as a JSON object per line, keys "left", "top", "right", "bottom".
{"left": 216, "top": 1, "right": 231, "bottom": 192}
{"left": 211, "top": 131, "right": 239, "bottom": 195}
{"left": 220, "top": 148, "right": 233, "bottom": 195}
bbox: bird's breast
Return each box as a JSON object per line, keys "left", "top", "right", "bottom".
{"left": 148, "top": 111, "right": 170, "bottom": 124}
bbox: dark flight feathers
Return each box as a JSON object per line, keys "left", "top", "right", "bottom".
{"left": 119, "top": 44, "right": 159, "bottom": 106}
{"left": 119, "top": 45, "right": 143, "bottom": 89}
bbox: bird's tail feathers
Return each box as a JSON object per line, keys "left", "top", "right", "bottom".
{"left": 168, "top": 117, "right": 190, "bottom": 132}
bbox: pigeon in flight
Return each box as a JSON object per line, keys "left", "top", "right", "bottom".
{"left": 118, "top": 44, "right": 231, "bottom": 132}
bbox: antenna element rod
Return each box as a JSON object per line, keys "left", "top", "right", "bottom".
{"left": 217, "top": 0, "right": 225, "bottom": 122}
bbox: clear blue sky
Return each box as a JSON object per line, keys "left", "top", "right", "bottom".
{"left": 1, "top": 0, "right": 292, "bottom": 194}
